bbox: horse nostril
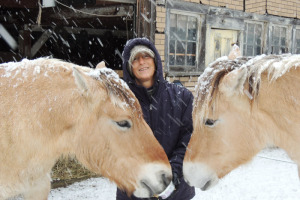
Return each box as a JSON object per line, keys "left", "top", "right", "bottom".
{"left": 201, "top": 180, "right": 211, "bottom": 191}
{"left": 161, "top": 172, "right": 172, "bottom": 187}
{"left": 140, "top": 180, "right": 154, "bottom": 197}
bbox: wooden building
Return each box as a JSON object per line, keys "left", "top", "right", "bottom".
{"left": 1, "top": 0, "right": 300, "bottom": 93}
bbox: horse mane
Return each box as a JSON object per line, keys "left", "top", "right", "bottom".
{"left": 91, "top": 68, "right": 143, "bottom": 118}
{"left": 193, "top": 54, "right": 300, "bottom": 125}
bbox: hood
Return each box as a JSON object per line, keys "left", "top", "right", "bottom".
{"left": 122, "top": 37, "right": 164, "bottom": 84}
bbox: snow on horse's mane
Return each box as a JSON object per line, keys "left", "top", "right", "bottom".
{"left": 87, "top": 67, "right": 140, "bottom": 115}
{"left": 0, "top": 58, "right": 140, "bottom": 116}
{"left": 193, "top": 54, "right": 300, "bottom": 124}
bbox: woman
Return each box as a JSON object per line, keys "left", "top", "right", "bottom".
{"left": 117, "top": 37, "right": 195, "bottom": 200}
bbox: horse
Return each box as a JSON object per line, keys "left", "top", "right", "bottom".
{"left": 0, "top": 58, "right": 172, "bottom": 199}
{"left": 183, "top": 52, "right": 300, "bottom": 190}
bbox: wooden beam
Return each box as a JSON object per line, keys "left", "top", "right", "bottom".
{"left": 0, "top": 24, "right": 17, "bottom": 50}
{"left": 31, "top": 29, "right": 53, "bottom": 57}
{"left": 31, "top": 25, "right": 133, "bottom": 38}
{"left": 0, "top": 0, "right": 39, "bottom": 8}
{"left": 19, "top": 25, "right": 31, "bottom": 58}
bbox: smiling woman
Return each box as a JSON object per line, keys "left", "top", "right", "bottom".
{"left": 128, "top": 45, "right": 156, "bottom": 89}
{"left": 118, "top": 37, "right": 195, "bottom": 200}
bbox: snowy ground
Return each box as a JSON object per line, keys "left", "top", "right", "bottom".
{"left": 48, "top": 148, "right": 300, "bottom": 200}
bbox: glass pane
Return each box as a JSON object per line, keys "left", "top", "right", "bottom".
{"left": 281, "top": 37, "right": 286, "bottom": 46}
{"left": 176, "top": 56, "right": 185, "bottom": 65}
{"left": 255, "top": 24, "right": 262, "bottom": 46}
{"left": 177, "top": 15, "right": 187, "bottom": 40}
{"left": 256, "top": 24, "right": 262, "bottom": 36}
{"left": 296, "top": 30, "right": 300, "bottom": 39}
{"left": 297, "top": 48, "right": 300, "bottom": 54}
{"left": 187, "top": 56, "right": 195, "bottom": 66}
{"left": 187, "top": 17, "right": 197, "bottom": 41}
{"left": 247, "top": 33, "right": 254, "bottom": 45}
{"left": 176, "top": 41, "right": 186, "bottom": 54}
{"left": 187, "top": 42, "right": 196, "bottom": 54}
{"left": 170, "top": 28, "right": 176, "bottom": 40}
{"left": 170, "top": 14, "right": 176, "bottom": 27}
{"left": 256, "top": 38, "right": 261, "bottom": 46}
{"left": 281, "top": 27, "right": 286, "bottom": 38}
{"left": 247, "top": 23, "right": 255, "bottom": 45}
{"left": 272, "top": 27, "right": 280, "bottom": 45}
{"left": 170, "top": 14, "right": 176, "bottom": 40}
{"left": 243, "top": 44, "right": 247, "bottom": 55}
{"left": 248, "top": 23, "right": 255, "bottom": 34}
{"left": 273, "top": 46, "right": 280, "bottom": 54}
{"left": 170, "top": 40, "right": 175, "bottom": 53}
{"left": 247, "top": 45, "right": 253, "bottom": 56}
{"left": 296, "top": 38, "right": 300, "bottom": 49}
{"left": 256, "top": 46, "right": 261, "bottom": 55}
{"left": 169, "top": 55, "right": 175, "bottom": 65}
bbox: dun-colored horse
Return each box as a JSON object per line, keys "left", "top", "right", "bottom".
{"left": 0, "top": 58, "right": 171, "bottom": 199}
{"left": 183, "top": 52, "right": 300, "bottom": 190}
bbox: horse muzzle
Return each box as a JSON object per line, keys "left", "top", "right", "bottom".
{"left": 183, "top": 161, "right": 219, "bottom": 190}
{"left": 133, "top": 163, "right": 172, "bottom": 198}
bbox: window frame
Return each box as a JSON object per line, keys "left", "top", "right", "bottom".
{"left": 165, "top": 9, "right": 202, "bottom": 76}
{"left": 269, "top": 24, "right": 290, "bottom": 54}
{"left": 243, "top": 20, "right": 265, "bottom": 56}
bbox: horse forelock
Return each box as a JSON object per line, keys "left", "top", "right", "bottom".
{"left": 87, "top": 68, "right": 142, "bottom": 118}
{"left": 194, "top": 54, "right": 300, "bottom": 127}
{"left": 193, "top": 57, "right": 251, "bottom": 126}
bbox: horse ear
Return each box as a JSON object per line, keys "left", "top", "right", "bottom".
{"left": 96, "top": 61, "right": 106, "bottom": 69}
{"left": 228, "top": 44, "right": 241, "bottom": 60}
{"left": 73, "top": 66, "right": 89, "bottom": 96}
{"left": 219, "top": 66, "right": 247, "bottom": 97}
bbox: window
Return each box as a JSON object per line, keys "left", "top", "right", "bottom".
{"left": 168, "top": 12, "right": 200, "bottom": 73}
{"left": 294, "top": 29, "right": 300, "bottom": 54}
{"left": 243, "top": 22, "right": 263, "bottom": 56}
{"left": 271, "top": 25, "right": 288, "bottom": 54}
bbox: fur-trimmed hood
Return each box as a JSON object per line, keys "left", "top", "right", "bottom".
{"left": 122, "top": 37, "right": 164, "bottom": 84}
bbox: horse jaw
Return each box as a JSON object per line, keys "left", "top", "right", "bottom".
{"left": 183, "top": 162, "right": 219, "bottom": 190}
{"left": 133, "top": 163, "right": 172, "bottom": 198}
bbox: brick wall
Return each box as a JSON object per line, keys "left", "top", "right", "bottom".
{"left": 267, "top": 0, "right": 297, "bottom": 18}
{"left": 155, "top": 6, "right": 166, "bottom": 69}
{"left": 245, "top": 0, "right": 299, "bottom": 18}
{"left": 245, "top": 0, "right": 266, "bottom": 15}
{"left": 167, "top": 76, "right": 199, "bottom": 96}
{"left": 154, "top": 0, "right": 300, "bottom": 94}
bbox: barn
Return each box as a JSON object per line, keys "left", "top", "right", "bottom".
{"left": 1, "top": 0, "right": 300, "bottom": 92}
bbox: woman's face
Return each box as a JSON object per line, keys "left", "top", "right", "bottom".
{"left": 131, "top": 52, "right": 155, "bottom": 87}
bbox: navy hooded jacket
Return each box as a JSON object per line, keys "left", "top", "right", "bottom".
{"left": 117, "top": 38, "right": 195, "bottom": 200}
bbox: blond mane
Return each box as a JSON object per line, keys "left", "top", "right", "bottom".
{"left": 194, "top": 54, "right": 300, "bottom": 126}
{"left": 88, "top": 68, "right": 143, "bottom": 118}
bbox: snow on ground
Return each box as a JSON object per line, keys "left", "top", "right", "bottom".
{"left": 49, "top": 148, "right": 300, "bottom": 200}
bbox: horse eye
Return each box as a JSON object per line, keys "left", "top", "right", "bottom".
{"left": 205, "top": 119, "right": 217, "bottom": 127}
{"left": 116, "top": 120, "right": 131, "bottom": 129}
